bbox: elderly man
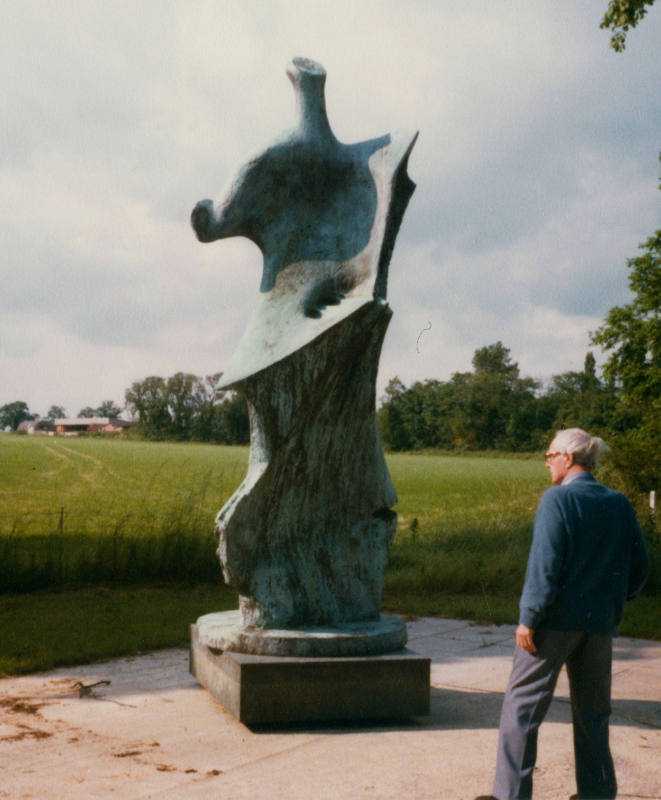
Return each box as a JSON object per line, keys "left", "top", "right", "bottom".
{"left": 476, "top": 428, "right": 649, "bottom": 800}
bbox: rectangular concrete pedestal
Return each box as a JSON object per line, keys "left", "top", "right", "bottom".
{"left": 190, "top": 624, "right": 430, "bottom": 725}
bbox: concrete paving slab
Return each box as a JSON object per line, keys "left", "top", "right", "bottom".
{"left": 613, "top": 637, "right": 661, "bottom": 663}
{"left": 430, "top": 646, "right": 516, "bottom": 692}
{"left": 406, "top": 617, "right": 475, "bottom": 637}
{"left": 1, "top": 619, "right": 659, "bottom": 800}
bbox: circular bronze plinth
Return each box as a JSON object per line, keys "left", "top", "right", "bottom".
{"left": 196, "top": 610, "right": 407, "bottom": 657}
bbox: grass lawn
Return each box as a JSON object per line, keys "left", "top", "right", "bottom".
{"left": 0, "top": 583, "right": 238, "bottom": 676}
{"left": 0, "top": 437, "right": 658, "bottom": 674}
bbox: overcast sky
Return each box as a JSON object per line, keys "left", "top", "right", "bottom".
{"left": 2, "top": 0, "right": 660, "bottom": 417}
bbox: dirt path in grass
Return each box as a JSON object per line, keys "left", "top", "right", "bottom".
{"left": 55, "top": 444, "right": 106, "bottom": 485}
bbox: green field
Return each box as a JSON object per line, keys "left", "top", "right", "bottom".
{"left": 0, "top": 435, "right": 658, "bottom": 673}
{"left": 0, "top": 436, "right": 548, "bottom": 591}
{"left": 0, "top": 435, "right": 247, "bottom": 535}
{"left": 0, "top": 436, "right": 248, "bottom": 589}
{"left": 0, "top": 436, "right": 545, "bottom": 532}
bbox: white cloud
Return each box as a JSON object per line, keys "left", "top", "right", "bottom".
{"left": 1, "top": 0, "right": 659, "bottom": 416}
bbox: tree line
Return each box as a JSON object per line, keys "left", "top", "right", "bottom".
{"left": 124, "top": 373, "right": 249, "bottom": 444}
{"left": 378, "top": 345, "right": 614, "bottom": 454}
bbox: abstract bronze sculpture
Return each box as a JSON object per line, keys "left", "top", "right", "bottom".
{"left": 191, "top": 57, "right": 417, "bottom": 657}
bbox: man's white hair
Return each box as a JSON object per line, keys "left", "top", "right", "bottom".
{"left": 551, "top": 428, "right": 609, "bottom": 471}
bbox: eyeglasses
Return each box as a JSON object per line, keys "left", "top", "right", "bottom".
{"left": 544, "top": 451, "right": 563, "bottom": 462}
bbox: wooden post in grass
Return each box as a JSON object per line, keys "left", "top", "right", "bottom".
{"left": 651, "top": 491, "right": 657, "bottom": 535}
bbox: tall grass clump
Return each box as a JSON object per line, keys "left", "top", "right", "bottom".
{"left": 0, "top": 493, "right": 224, "bottom": 592}
{"left": 386, "top": 520, "right": 532, "bottom": 596}
{"left": 382, "top": 518, "right": 533, "bottom": 625}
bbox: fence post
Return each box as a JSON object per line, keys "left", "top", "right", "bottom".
{"left": 651, "top": 491, "right": 657, "bottom": 537}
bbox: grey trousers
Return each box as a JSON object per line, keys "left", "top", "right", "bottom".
{"left": 493, "top": 628, "right": 615, "bottom": 800}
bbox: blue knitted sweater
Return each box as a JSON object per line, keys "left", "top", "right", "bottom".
{"left": 519, "top": 473, "right": 649, "bottom": 634}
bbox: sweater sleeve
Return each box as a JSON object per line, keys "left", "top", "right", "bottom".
{"left": 519, "top": 490, "right": 567, "bottom": 629}
{"left": 626, "top": 502, "right": 650, "bottom": 600}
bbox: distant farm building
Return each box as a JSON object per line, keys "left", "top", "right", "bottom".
{"left": 17, "top": 419, "right": 55, "bottom": 435}
{"left": 54, "top": 417, "right": 131, "bottom": 435}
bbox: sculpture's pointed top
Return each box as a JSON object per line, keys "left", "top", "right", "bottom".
{"left": 287, "top": 56, "right": 325, "bottom": 79}
{"left": 286, "top": 57, "right": 336, "bottom": 143}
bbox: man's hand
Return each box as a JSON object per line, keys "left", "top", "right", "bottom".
{"left": 516, "top": 624, "right": 537, "bottom": 654}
